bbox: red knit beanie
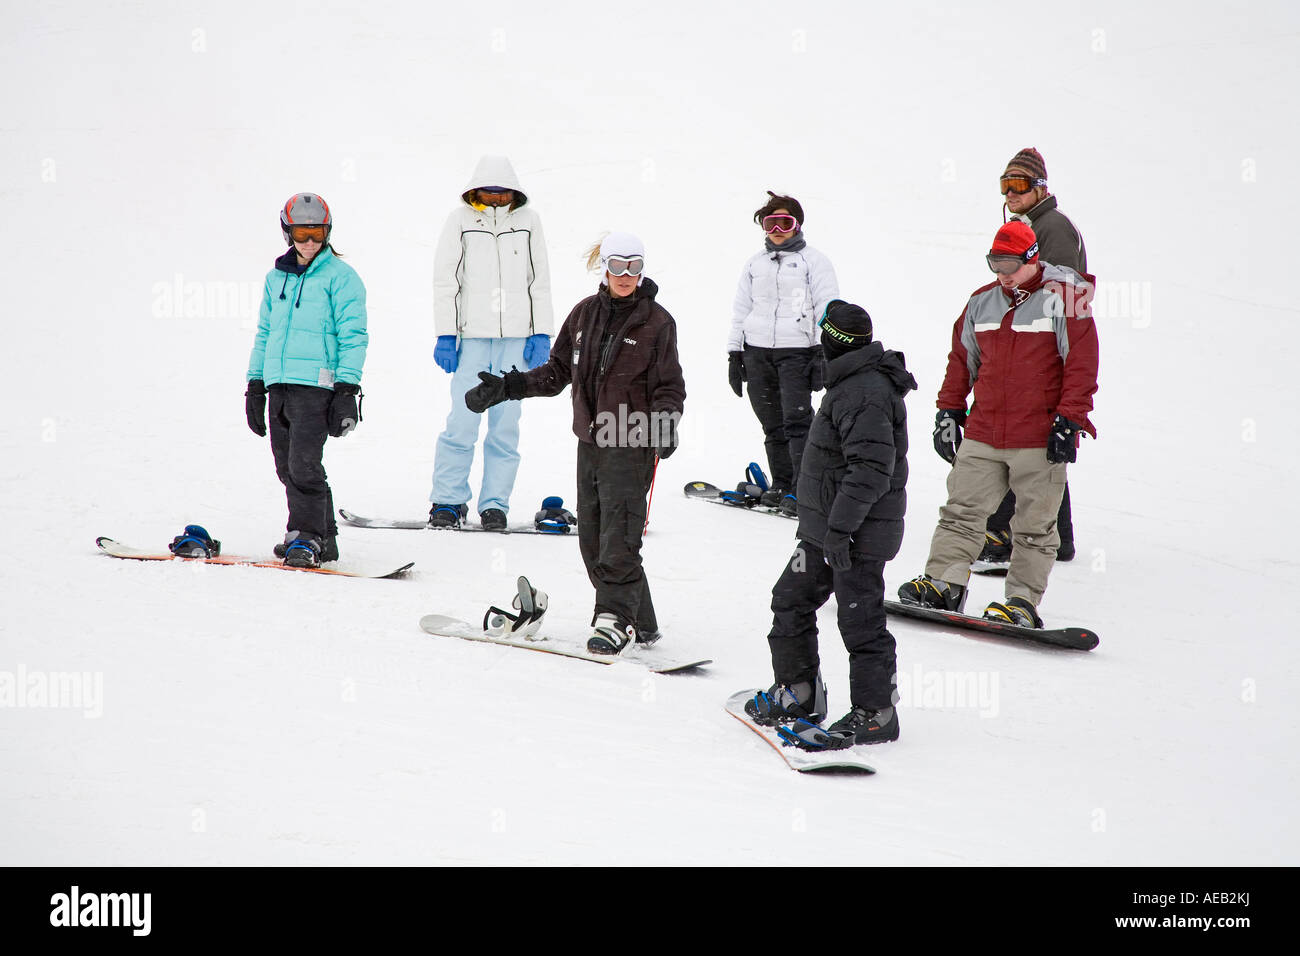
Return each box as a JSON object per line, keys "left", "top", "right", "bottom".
{"left": 990, "top": 221, "right": 1039, "bottom": 262}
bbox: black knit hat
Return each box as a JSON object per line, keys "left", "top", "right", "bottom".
{"left": 820, "top": 300, "right": 873, "bottom": 358}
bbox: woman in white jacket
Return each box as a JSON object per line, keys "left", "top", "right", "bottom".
{"left": 430, "top": 155, "right": 554, "bottom": 530}
{"left": 727, "top": 191, "right": 839, "bottom": 514}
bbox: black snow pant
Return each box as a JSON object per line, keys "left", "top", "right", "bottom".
{"left": 742, "top": 345, "right": 819, "bottom": 492}
{"left": 576, "top": 441, "right": 658, "bottom": 634}
{"left": 767, "top": 542, "right": 897, "bottom": 711}
{"left": 268, "top": 384, "right": 337, "bottom": 541}
{"left": 987, "top": 482, "right": 1073, "bottom": 551}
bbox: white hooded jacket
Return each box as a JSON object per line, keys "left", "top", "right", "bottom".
{"left": 434, "top": 155, "right": 554, "bottom": 339}
{"left": 728, "top": 241, "right": 839, "bottom": 351}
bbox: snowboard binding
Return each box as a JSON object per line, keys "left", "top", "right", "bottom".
{"left": 533, "top": 496, "right": 576, "bottom": 534}
{"left": 483, "top": 576, "right": 549, "bottom": 638}
{"left": 168, "top": 524, "right": 221, "bottom": 559}
{"left": 720, "top": 462, "right": 768, "bottom": 508}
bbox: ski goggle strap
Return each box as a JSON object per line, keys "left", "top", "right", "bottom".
{"left": 605, "top": 255, "right": 645, "bottom": 277}
{"left": 1000, "top": 175, "right": 1047, "bottom": 196}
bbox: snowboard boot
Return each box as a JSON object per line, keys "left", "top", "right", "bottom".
{"left": 977, "top": 529, "right": 1012, "bottom": 564}
{"left": 587, "top": 613, "right": 636, "bottom": 655}
{"left": 828, "top": 705, "right": 900, "bottom": 745}
{"left": 635, "top": 626, "right": 663, "bottom": 647}
{"left": 428, "top": 503, "right": 468, "bottom": 529}
{"left": 479, "top": 508, "right": 507, "bottom": 532}
{"left": 282, "top": 532, "right": 322, "bottom": 569}
{"left": 758, "top": 487, "right": 786, "bottom": 508}
{"left": 169, "top": 525, "right": 221, "bottom": 558}
{"left": 275, "top": 534, "right": 337, "bottom": 561}
{"left": 983, "top": 596, "right": 1043, "bottom": 628}
{"left": 1056, "top": 539, "right": 1076, "bottom": 562}
{"left": 897, "top": 574, "right": 967, "bottom": 612}
{"left": 744, "top": 673, "right": 828, "bottom": 726}
{"left": 778, "top": 494, "right": 798, "bottom": 517}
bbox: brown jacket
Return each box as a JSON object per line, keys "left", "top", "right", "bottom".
{"left": 521, "top": 278, "right": 686, "bottom": 448}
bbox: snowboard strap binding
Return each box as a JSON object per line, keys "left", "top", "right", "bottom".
{"left": 168, "top": 524, "right": 221, "bottom": 558}
{"left": 776, "top": 718, "right": 855, "bottom": 752}
{"left": 533, "top": 496, "right": 576, "bottom": 534}
{"left": 484, "top": 576, "right": 548, "bottom": 638}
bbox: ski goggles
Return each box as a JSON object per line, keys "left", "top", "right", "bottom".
{"left": 605, "top": 255, "right": 645, "bottom": 277}
{"left": 288, "top": 224, "right": 330, "bottom": 242}
{"left": 1000, "top": 175, "right": 1045, "bottom": 196}
{"left": 761, "top": 214, "right": 799, "bottom": 234}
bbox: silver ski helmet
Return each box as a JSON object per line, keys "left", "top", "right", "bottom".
{"left": 280, "top": 192, "right": 332, "bottom": 245}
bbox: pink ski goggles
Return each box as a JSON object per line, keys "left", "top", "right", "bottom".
{"left": 762, "top": 214, "right": 799, "bottom": 234}
{"left": 606, "top": 255, "right": 645, "bottom": 277}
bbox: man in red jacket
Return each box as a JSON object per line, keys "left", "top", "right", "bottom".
{"left": 898, "top": 222, "right": 1098, "bottom": 627}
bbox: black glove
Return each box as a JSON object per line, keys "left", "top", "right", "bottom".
{"left": 328, "top": 383, "right": 362, "bottom": 437}
{"left": 1047, "top": 414, "right": 1084, "bottom": 464}
{"left": 656, "top": 414, "right": 678, "bottom": 459}
{"left": 728, "top": 351, "right": 745, "bottom": 397}
{"left": 245, "top": 379, "right": 267, "bottom": 437}
{"left": 822, "top": 528, "right": 852, "bottom": 572}
{"left": 932, "top": 409, "right": 966, "bottom": 464}
{"left": 465, "top": 368, "right": 527, "bottom": 414}
{"left": 808, "top": 346, "right": 825, "bottom": 392}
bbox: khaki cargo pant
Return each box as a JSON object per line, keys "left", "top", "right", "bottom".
{"left": 924, "top": 439, "right": 1068, "bottom": 606}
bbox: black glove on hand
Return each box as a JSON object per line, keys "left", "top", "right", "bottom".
{"left": 656, "top": 414, "right": 679, "bottom": 459}
{"left": 932, "top": 408, "right": 966, "bottom": 464}
{"left": 245, "top": 379, "right": 267, "bottom": 437}
{"left": 1047, "top": 414, "right": 1083, "bottom": 464}
{"left": 822, "top": 528, "right": 852, "bottom": 572}
{"left": 728, "top": 351, "right": 745, "bottom": 398}
{"left": 328, "top": 383, "right": 362, "bottom": 437}
{"left": 808, "top": 346, "right": 825, "bottom": 392}
{"left": 465, "top": 368, "right": 527, "bottom": 414}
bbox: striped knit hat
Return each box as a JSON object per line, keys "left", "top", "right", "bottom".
{"left": 1003, "top": 147, "right": 1048, "bottom": 186}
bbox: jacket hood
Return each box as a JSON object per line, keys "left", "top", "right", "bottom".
{"left": 825, "top": 341, "right": 917, "bottom": 395}
{"left": 461, "top": 155, "right": 528, "bottom": 207}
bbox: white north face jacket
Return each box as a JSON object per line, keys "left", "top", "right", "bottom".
{"left": 727, "top": 242, "right": 839, "bottom": 351}
{"left": 434, "top": 155, "right": 554, "bottom": 339}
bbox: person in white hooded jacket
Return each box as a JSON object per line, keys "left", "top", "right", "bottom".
{"left": 430, "top": 155, "right": 554, "bottom": 529}
{"left": 727, "top": 191, "right": 839, "bottom": 514}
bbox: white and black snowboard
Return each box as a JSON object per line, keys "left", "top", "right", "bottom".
{"left": 340, "top": 509, "right": 574, "bottom": 536}
{"left": 724, "top": 691, "right": 877, "bottom": 774}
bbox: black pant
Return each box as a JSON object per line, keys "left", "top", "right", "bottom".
{"left": 576, "top": 442, "right": 658, "bottom": 632}
{"left": 742, "top": 345, "right": 818, "bottom": 491}
{"left": 268, "top": 385, "right": 337, "bottom": 540}
{"left": 768, "top": 543, "right": 897, "bottom": 710}
{"left": 987, "top": 482, "right": 1073, "bottom": 546}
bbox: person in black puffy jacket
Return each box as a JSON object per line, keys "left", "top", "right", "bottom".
{"left": 746, "top": 300, "right": 916, "bottom": 748}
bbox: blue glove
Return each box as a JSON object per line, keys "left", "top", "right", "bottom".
{"left": 435, "top": 336, "right": 459, "bottom": 374}
{"left": 523, "top": 334, "right": 551, "bottom": 370}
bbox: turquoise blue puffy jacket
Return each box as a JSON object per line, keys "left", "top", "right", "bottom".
{"left": 247, "top": 247, "right": 368, "bottom": 387}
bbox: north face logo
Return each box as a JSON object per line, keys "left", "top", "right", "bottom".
{"left": 624, "top": 338, "right": 637, "bottom": 346}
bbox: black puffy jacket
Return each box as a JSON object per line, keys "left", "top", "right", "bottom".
{"left": 795, "top": 341, "right": 917, "bottom": 559}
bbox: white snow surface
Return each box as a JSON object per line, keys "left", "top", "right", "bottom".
{"left": 2, "top": 1, "right": 1297, "bottom": 866}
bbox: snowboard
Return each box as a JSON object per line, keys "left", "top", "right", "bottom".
{"left": 682, "top": 481, "right": 796, "bottom": 520}
{"left": 419, "top": 614, "right": 711, "bottom": 674}
{"left": 339, "top": 509, "right": 574, "bottom": 536}
{"left": 724, "top": 691, "right": 877, "bottom": 774}
{"left": 96, "top": 537, "right": 414, "bottom": 579}
{"left": 884, "top": 600, "right": 1099, "bottom": 650}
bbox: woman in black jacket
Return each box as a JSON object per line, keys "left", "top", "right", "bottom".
{"left": 746, "top": 300, "right": 916, "bottom": 747}
{"left": 465, "top": 232, "right": 686, "bottom": 654}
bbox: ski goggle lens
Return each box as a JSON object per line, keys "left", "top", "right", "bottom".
{"left": 986, "top": 254, "right": 1025, "bottom": 275}
{"left": 1000, "top": 176, "right": 1036, "bottom": 195}
{"left": 288, "top": 224, "right": 329, "bottom": 242}
{"left": 606, "top": 255, "right": 645, "bottom": 277}
{"left": 762, "top": 214, "right": 799, "bottom": 234}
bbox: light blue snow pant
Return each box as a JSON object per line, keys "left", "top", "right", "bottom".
{"left": 431, "top": 337, "right": 527, "bottom": 515}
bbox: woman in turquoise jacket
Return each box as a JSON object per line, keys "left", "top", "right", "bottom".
{"left": 245, "top": 192, "right": 368, "bottom": 567}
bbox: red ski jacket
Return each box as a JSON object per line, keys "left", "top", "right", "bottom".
{"left": 936, "top": 264, "right": 1098, "bottom": 449}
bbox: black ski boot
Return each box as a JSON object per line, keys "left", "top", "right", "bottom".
{"left": 275, "top": 534, "right": 338, "bottom": 562}
{"left": 897, "top": 574, "right": 967, "bottom": 611}
{"left": 479, "top": 508, "right": 507, "bottom": 531}
{"left": 744, "top": 674, "right": 828, "bottom": 726}
{"left": 828, "top": 705, "right": 900, "bottom": 745}
{"left": 428, "top": 503, "right": 468, "bottom": 529}
{"left": 282, "top": 532, "right": 322, "bottom": 569}
{"left": 983, "top": 596, "right": 1043, "bottom": 628}
{"left": 977, "top": 529, "right": 1012, "bottom": 564}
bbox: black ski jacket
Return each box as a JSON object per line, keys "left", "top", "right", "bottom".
{"left": 795, "top": 341, "right": 917, "bottom": 559}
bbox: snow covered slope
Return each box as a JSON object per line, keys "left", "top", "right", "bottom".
{"left": 2, "top": 0, "right": 1297, "bottom": 865}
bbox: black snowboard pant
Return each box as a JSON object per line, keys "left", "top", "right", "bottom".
{"left": 768, "top": 543, "right": 897, "bottom": 711}
{"left": 987, "top": 482, "right": 1073, "bottom": 549}
{"left": 576, "top": 442, "right": 658, "bottom": 634}
{"left": 268, "top": 384, "right": 337, "bottom": 541}
{"left": 742, "top": 345, "right": 818, "bottom": 492}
